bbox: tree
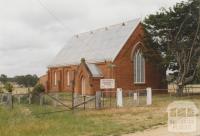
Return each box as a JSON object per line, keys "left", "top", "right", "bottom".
{"left": 4, "top": 82, "right": 14, "bottom": 92}
{"left": 192, "top": 67, "right": 200, "bottom": 84}
{"left": 0, "top": 74, "right": 8, "bottom": 84}
{"left": 32, "top": 84, "right": 45, "bottom": 94}
{"left": 143, "top": 0, "right": 200, "bottom": 96}
{"left": 0, "top": 87, "right": 3, "bottom": 93}
{"left": 14, "top": 75, "right": 38, "bottom": 87}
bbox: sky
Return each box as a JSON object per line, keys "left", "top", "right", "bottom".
{"left": 0, "top": 0, "right": 185, "bottom": 77}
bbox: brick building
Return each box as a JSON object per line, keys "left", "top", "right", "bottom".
{"left": 38, "top": 75, "right": 48, "bottom": 91}
{"left": 45, "top": 19, "right": 167, "bottom": 95}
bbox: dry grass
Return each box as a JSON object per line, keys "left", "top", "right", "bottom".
{"left": 0, "top": 94, "right": 200, "bottom": 136}
{"left": 13, "top": 87, "right": 32, "bottom": 94}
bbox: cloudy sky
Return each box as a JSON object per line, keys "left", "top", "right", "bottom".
{"left": 0, "top": 0, "right": 184, "bottom": 77}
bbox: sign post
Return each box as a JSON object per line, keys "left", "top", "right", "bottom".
{"left": 100, "top": 79, "right": 116, "bottom": 108}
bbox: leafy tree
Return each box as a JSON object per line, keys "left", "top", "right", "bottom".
{"left": 14, "top": 74, "right": 39, "bottom": 87}
{"left": 143, "top": 0, "right": 200, "bottom": 96}
{"left": 0, "top": 74, "right": 8, "bottom": 84}
{"left": 32, "top": 84, "right": 45, "bottom": 94}
{"left": 0, "top": 87, "right": 3, "bottom": 93}
{"left": 192, "top": 67, "right": 200, "bottom": 84}
{"left": 4, "top": 82, "right": 14, "bottom": 92}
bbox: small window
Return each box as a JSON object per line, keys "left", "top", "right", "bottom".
{"left": 54, "top": 72, "right": 57, "bottom": 85}
{"left": 67, "top": 71, "right": 70, "bottom": 86}
{"left": 134, "top": 50, "right": 145, "bottom": 83}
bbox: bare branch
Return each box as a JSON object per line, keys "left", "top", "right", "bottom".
{"left": 186, "top": 6, "right": 200, "bottom": 72}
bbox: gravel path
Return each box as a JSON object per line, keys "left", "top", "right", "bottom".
{"left": 123, "top": 123, "right": 200, "bottom": 136}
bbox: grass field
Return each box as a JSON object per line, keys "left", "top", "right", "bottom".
{"left": 0, "top": 95, "right": 200, "bottom": 136}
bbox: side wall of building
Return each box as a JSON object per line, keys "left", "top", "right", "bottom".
{"left": 47, "top": 66, "right": 77, "bottom": 92}
{"left": 113, "top": 24, "right": 167, "bottom": 93}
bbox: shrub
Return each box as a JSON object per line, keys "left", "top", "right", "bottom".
{"left": 32, "top": 84, "right": 45, "bottom": 94}
{"left": 4, "top": 82, "right": 14, "bottom": 92}
{"left": 0, "top": 87, "right": 3, "bottom": 93}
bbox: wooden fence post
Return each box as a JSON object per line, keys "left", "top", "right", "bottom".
{"left": 96, "top": 91, "right": 101, "bottom": 109}
{"left": 0, "top": 93, "right": 3, "bottom": 103}
{"left": 18, "top": 95, "right": 21, "bottom": 104}
{"left": 40, "top": 93, "right": 44, "bottom": 106}
{"left": 72, "top": 91, "right": 74, "bottom": 111}
{"left": 28, "top": 93, "right": 32, "bottom": 104}
{"left": 53, "top": 93, "right": 58, "bottom": 107}
{"left": 83, "top": 96, "right": 86, "bottom": 110}
{"left": 7, "top": 92, "right": 13, "bottom": 109}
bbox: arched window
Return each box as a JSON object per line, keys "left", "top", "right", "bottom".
{"left": 81, "top": 77, "right": 86, "bottom": 96}
{"left": 134, "top": 50, "right": 145, "bottom": 83}
{"left": 67, "top": 71, "right": 70, "bottom": 86}
{"left": 54, "top": 72, "right": 57, "bottom": 86}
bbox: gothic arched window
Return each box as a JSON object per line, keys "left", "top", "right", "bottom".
{"left": 134, "top": 50, "right": 145, "bottom": 83}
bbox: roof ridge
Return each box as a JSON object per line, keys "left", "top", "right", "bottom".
{"left": 49, "top": 18, "right": 141, "bottom": 67}
{"left": 73, "top": 18, "right": 141, "bottom": 37}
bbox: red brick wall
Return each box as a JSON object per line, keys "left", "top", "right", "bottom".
{"left": 113, "top": 24, "right": 167, "bottom": 93}
{"left": 47, "top": 23, "right": 167, "bottom": 94}
{"left": 39, "top": 75, "right": 48, "bottom": 91}
{"left": 74, "top": 62, "right": 94, "bottom": 95}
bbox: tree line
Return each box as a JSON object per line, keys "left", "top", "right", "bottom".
{"left": 143, "top": 0, "right": 200, "bottom": 96}
{"left": 0, "top": 74, "right": 39, "bottom": 87}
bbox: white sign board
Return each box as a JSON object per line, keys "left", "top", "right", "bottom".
{"left": 100, "top": 79, "right": 115, "bottom": 89}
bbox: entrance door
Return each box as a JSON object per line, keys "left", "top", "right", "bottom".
{"left": 81, "top": 77, "right": 86, "bottom": 96}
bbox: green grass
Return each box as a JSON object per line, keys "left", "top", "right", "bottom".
{"left": 0, "top": 94, "right": 200, "bottom": 136}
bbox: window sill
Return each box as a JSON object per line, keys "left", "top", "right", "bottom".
{"left": 134, "top": 82, "right": 146, "bottom": 85}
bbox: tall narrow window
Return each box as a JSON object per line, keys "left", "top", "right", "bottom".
{"left": 54, "top": 72, "right": 57, "bottom": 85}
{"left": 67, "top": 71, "right": 70, "bottom": 86}
{"left": 81, "top": 77, "right": 86, "bottom": 95}
{"left": 134, "top": 50, "right": 145, "bottom": 83}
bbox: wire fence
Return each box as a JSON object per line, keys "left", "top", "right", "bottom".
{"left": 1, "top": 87, "right": 200, "bottom": 115}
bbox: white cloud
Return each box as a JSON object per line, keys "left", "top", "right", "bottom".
{"left": 0, "top": 0, "right": 185, "bottom": 77}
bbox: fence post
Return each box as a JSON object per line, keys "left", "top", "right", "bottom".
{"left": 72, "top": 91, "right": 74, "bottom": 112}
{"left": 53, "top": 93, "right": 58, "bottom": 107}
{"left": 133, "top": 92, "right": 139, "bottom": 105}
{"left": 96, "top": 91, "right": 101, "bottom": 109}
{"left": 0, "top": 93, "right": 3, "bottom": 103}
{"left": 110, "top": 92, "right": 112, "bottom": 108}
{"left": 116, "top": 88, "right": 123, "bottom": 107}
{"left": 18, "top": 95, "right": 21, "bottom": 104}
{"left": 7, "top": 92, "right": 13, "bottom": 109}
{"left": 146, "top": 87, "right": 152, "bottom": 105}
{"left": 28, "top": 93, "right": 32, "bottom": 104}
{"left": 40, "top": 93, "right": 44, "bottom": 106}
{"left": 102, "top": 92, "right": 104, "bottom": 108}
{"left": 72, "top": 92, "right": 78, "bottom": 112}
{"left": 83, "top": 96, "right": 86, "bottom": 110}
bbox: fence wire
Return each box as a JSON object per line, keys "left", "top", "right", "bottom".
{"left": 1, "top": 87, "right": 200, "bottom": 116}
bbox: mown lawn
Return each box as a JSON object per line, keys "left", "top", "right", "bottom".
{"left": 0, "top": 95, "right": 200, "bottom": 136}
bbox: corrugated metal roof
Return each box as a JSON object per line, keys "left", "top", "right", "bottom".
{"left": 86, "top": 63, "right": 102, "bottom": 77}
{"left": 49, "top": 18, "right": 141, "bottom": 67}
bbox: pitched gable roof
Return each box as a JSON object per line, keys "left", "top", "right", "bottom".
{"left": 86, "top": 63, "right": 102, "bottom": 77}
{"left": 49, "top": 18, "right": 141, "bottom": 67}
